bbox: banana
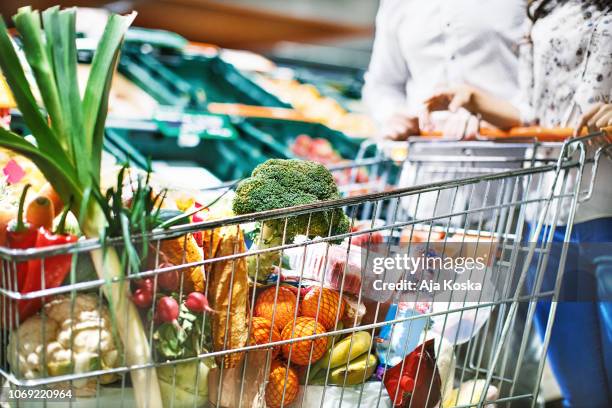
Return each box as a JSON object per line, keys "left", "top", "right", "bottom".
{"left": 332, "top": 321, "right": 345, "bottom": 343}
{"left": 319, "top": 331, "right": 373, "bottom": 369}
{"left": 327, "top": 353, "right": 378, "bottom": 386}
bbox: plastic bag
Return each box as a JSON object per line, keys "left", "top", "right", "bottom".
{"left": 298, "top": 382, "right": 393, "bottom": 408}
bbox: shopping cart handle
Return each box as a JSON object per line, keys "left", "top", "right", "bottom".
{"left": 506, "top": 126, "right": 574, "bottom": 141}
{"left": 421, "top": 126, "right": 582, "bottom": 142}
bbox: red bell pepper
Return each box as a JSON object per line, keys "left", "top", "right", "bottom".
{"left": 6, "top": 184, "right": 37, "bottom": 289}
{"left": 1, "top": 202, "right": 78, "bottom": 324}
{"left": 20, "top": 207, "right": 77, "bottom": 321}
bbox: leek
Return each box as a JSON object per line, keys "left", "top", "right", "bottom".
{"left": 0, "top": 7, "right": 162, "bottom": 407}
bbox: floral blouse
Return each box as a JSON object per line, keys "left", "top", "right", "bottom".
{"left": 519, "top": 1, "right": 612, "bottom": 127}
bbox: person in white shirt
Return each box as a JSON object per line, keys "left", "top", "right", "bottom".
{"left": 426, "top": 1, "right": 612, "bottom": 406}
{"left": 363, "top": 0, "right": 526, "bottom": 140}
{"left": 362, "top": 2, "right": 545, "bottom": 407}
{"left": 363, "top": 0, "right": 531, "bottom": 225}
{"left": 362, "top": 0, "right": 531, "bottom": 236}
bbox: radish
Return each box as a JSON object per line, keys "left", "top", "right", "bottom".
{"left": 185, "top": 292, "right": 213, "bottom": 313}
{"left": 132, "top": 288, "right": 153, "bottom": 309}
{"left": 135, "top": 278, "right": 154, "bottom": 293}
{"left": 156, "top": 296, "right": 179, "bottom": 323}
{"left": 157, "top": 268, "right": 179, "bottom": 292}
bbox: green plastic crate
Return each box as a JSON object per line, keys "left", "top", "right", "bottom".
{"left": 106, "top": 124, "right": 291, "bottom": 182}
{"left": 236, "top": 117, "right": 366, "bottom": 160}
{"left": 119, "top": 50, "right": 287, "bottom": 109}
{"left": 270, "top": 56, "right": 366, "bottom": 108}
{"left": 115, "top": 44, "right": 376, "bottom": 179}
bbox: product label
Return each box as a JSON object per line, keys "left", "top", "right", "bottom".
{"left": 154, "top": 107, "right": 238, "bottom": 144}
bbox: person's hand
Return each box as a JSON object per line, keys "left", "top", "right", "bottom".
{"left": 424, "top": 85, "right": 475, "bottom": 113}
{"left": 440, "top": 110, "right": 480, "bottom": 140}
{"left": 574, "top": 103, "right": 612, "bottom": 136}
{"left": 382, "top": 113, "right": 420, "bottom": 141}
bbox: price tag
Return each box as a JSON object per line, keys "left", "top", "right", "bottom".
{"left": 154, "top": 107, "right": 238, "bottom": 144}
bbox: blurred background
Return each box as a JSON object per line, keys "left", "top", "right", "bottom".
{"left": 1, "top": 0, "right": 383, "bottom": 186}
{"left": 0, "top": 0, "right": 378, "bottom": 68}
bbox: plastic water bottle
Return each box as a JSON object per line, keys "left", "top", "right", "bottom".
{"left": 375, "top": 303, "right": 428, "bottom": 370}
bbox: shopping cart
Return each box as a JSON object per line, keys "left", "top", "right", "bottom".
{"left": 0, "top": 130, "right": 609, "bottom": 408}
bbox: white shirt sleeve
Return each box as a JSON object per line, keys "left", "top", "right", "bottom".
{"left": 362, "top": 0, "right": 411, "bottom": 126}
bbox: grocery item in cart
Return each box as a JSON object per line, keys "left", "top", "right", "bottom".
{"left": 254, "top": 285, "right": 299, "bottom": 332}
{"left": 399, "top": 227, "right": 446, "bottom": 244}
{"left": 309, "top": 331, "right": 373, "bottom": 379}
{"left": 429, "top": 301, "right": 492, "bottom": 346}
{"left": 286, "top": 241, "right": 393, "bottom": 302}
{"left": 158, "top": 233, "right": 205, "bottom": 292}
{"left": 249, "top": 316, "right": 282, "bottom": 357}
{"left": 208, "top": 350, "right": 269, "bottom": 408}
{"left": 158, "top": 358, "right": 214, "bottom": 408}
{"left": 281, "top": 316, "right": 328, "bottom": 366}
{"left": 7, "top": 294, "right": 119, "bottom": 397}
{"left": 265, "top": 360, "right": 300, "bottom": 408}
{"left": 300, "top": 286, "right": 346, "bottom": 330}
{"left": 375, "top": 303, "right": 429, "bottom": 368}
{"left": 1, "top": 185, "right": 78, "bottom": 326}
{"left": 325, "top": 352, "right": 378, "bottom": 386}
{"left": 299, "top": 381, "right": 393, "bottom": 407}
{"left": 442, "top": 379, "right": 498, "bottom": 408}
{"left": 232, "top": 159, "right": 350, "bottom": 282}
{"left": 309, "top": 331, "right": 377, "bottom": 386}
{"left": 341, "top": 294, "right": 367, "bottom": 328}
{"left": 206, "top": 224, "right": 249, "bottom": 368}
{"left": 383, "top": 338, "right": 441, "bottom": 408}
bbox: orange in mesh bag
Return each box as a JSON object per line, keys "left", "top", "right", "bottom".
{"left": 250, "top": 316, "right": 282, "bottom": 358}
{"left": 265, "top": 360, "right": 299, "bottom": 408}
{"left": 281, "top": 317, "right": 328, "bottom": 366}
{"left": 254, "top": 286, "right": 299, "bottom": 332}
{"left": 301, "top": 287, "right": 345, "bottom": 331}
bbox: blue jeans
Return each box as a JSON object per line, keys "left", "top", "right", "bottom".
{"left": 527, "top": 218, "right": 612, "bottom": 408}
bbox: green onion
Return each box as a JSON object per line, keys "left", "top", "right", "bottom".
{"left": 0, "top": 7, "right": 162, "bottom": 407}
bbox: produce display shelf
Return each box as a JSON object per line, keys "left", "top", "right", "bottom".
{"left": 239, "top": 116, "right": 365, "bottom": 160}
{"left": 270, "top": 55, "right": 366, "bottom": 105}
{"left": 119, "top": 48, "right": 287, "bottom": 109}
{"left": 118, "top": 43, "right": 369, "bottom": 163}
{"left": 105, "top": 123, "right": 289, "bottom": 182}
{"left": 105, "top": 113, "right": 379, "bottom": 182}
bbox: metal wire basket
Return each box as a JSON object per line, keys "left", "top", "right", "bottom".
{"left": 0, "top": 131, "right": 609, "bottom": 408}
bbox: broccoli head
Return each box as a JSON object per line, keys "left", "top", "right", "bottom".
{"left": 232, "top": 159, "right": 350, "bottom": 281}
{"left": 233, "top": 159, "right": 350, "bottom": 238}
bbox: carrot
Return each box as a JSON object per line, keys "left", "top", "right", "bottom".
{"left": 26, "top": 196, "right": 54, "bottom": 230}
{"left": 39, "top": 182, "right": 63, "bottom": 217}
